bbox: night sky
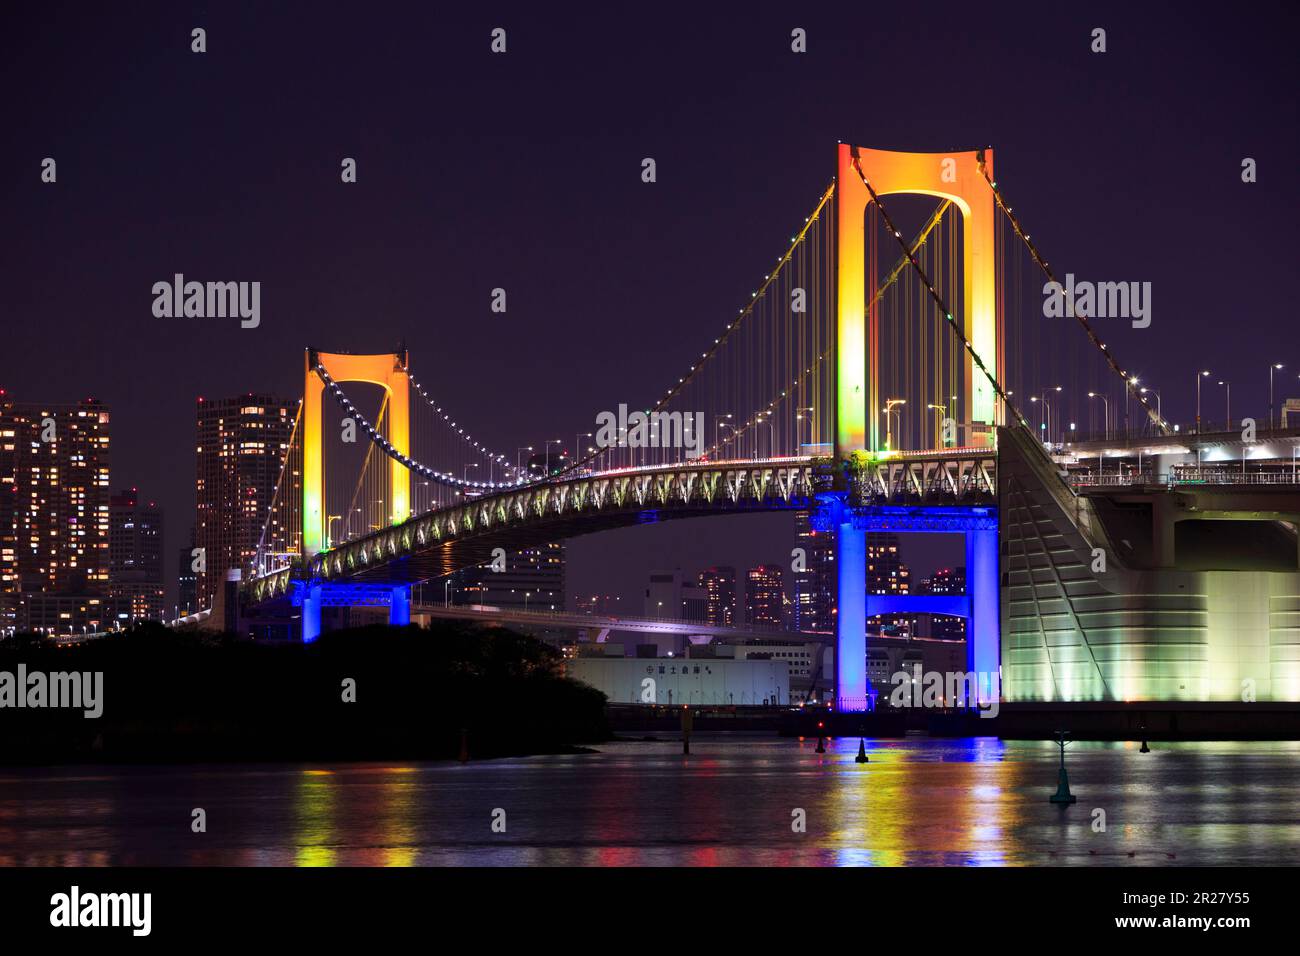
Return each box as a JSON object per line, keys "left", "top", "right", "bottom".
{"left": 2, "top": 2, "right": 1296, "bottom": 611}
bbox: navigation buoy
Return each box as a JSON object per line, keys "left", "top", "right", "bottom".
{"left": 1139, "top": 739, "right": 1150, "bottom": 753}
{"left": 1049, "top": 730, "right": 1077, "bottom": 804}
{"left": 458, "top": 728, "right": 469, "bottom": 763}
{"left": 855, "top": 739, "right": 868, "bottom": 763}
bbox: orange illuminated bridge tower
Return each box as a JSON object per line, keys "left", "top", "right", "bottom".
{"left": 302, "top": 347, "right": 411, "bottom": 557}
{"left": 832, "top": 143, "right": 1000, "bottom": 712}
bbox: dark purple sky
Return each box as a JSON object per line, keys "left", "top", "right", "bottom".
{"left": 2, "top": 2, "right": 1296, "bottom": 609}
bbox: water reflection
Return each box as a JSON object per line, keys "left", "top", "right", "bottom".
{"left": 0, "top": 738, "right": 1297, "bottom": 866}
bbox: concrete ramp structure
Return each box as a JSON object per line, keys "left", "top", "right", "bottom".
{"left": 999, "top": 426, "right": 1300, "bottom": 702}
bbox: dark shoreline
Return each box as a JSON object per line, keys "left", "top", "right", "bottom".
{"left": 0, "top": 622, "right": 610, "bottom": 765}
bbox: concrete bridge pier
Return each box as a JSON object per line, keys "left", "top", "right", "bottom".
{"left": 836, "top": 520, "right": 868, "bottom": 712}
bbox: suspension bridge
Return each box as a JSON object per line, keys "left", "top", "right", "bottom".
{"left": 225, "top": 143, "right": 1300, "bottom": 711}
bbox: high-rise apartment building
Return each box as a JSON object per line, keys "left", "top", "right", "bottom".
{"left": 699, "top": 566, "right": 737, "bottom": 627}
{"left": 195, "top": 395, "right": 297, "bottom": 611}
{"left": 0, "top": 396, "right": 111, "bottom": 631}
{"left": 745, "top": 564, "right": 785, "bottom": 627}
{"left": 919, "top": 565, "right": 966, "bottom": 640}
{"left": 108, "top": 487, "right": 165, "bottom": 621}
{"left": 867, "top": 532, "right": 912, "bottom": 636}
{"left": 792, "top": 510, "right": 835, "bottom": 632}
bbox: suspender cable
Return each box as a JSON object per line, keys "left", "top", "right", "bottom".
{"left": 975, "top": 151, "right": 1168, "bottom": 436}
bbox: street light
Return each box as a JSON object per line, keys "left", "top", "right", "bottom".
{"left": 883, "top": 399, "right": 906, "bottom": 450}
{"left": 1087, "top": 392, "right": 1110, "bottom": 441}
{"left": 1126, "top": 377, "right": 1139, "bottom": 438}
{"left": 1195, "top": 370, "right": 1211, "bottom": 434}
{"left": 1033, "top": 387, "right": 1060, "bottom": 444}
{"left": 717, "top": 418, "right": 736, "bottom": 457}
{"left": 543, "top": 439, "right": 563, "bottom": 475}
{"left": 517, "top": 446, "right": 534, "bottom": 476}
{"left": 463, "top": 462, "right": 479, "bottom": 482}
{"left": 1031, "top": 397, "right": 1047, "bottom": 445}
{"left": 326, "top": 514, "right": 342, "bottom": 548}
{"left": 760, "top": 412, "right": 776, "bottom": 457}
{"left": 926, "top": 404, "right": 948, "bottom": 448}
{"left": 1139, "top": 387, "right": 1161, "bottom": 430}
{"left": 1270, "top": 363, "right": 1285, "bottom": 429}
{"left": 1217, "top": 380, "right": 1231, "bottom": 431}
{"left": 795, "top": 407, "right": 815, "bottom": 451}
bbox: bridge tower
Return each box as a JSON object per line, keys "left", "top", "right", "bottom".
{"left": 832, "top": 144, "right": 1000, "bottom": 712}
{"left": 294, "top": 348, "right": 414, "bottom": 642}
{"left": 302, "top": 348, "right": 412, "bottom": 557}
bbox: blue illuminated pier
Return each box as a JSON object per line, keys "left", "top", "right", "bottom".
{"left": 818, "top": 497, "right": 999, "bottom": 712}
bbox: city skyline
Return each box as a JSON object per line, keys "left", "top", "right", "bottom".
{"left": 3, "top": 5, "right": 1296, "bottom": 624}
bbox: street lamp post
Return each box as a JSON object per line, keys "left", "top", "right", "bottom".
{"left": 926, "top": 403, "right": 948, "bottom": 448}
{"left": 717, "top": 419, "right": 735, "bottom": 458}
{"left": 1139, "top": 387, "right": 1161, "bottom": 432}
{"left": 795, "top": 407, "right": 815, "bottom": 452}
{"left": 1087, "top": 392, "right": 1110, "bottom": 441}
{"left": 517, "top": 446, "right": 533, "bottom": 478}
{"left": 1270, "top": 364, "right": 1285, "bottom": 430}
{"left": 463, "top": 463, "right": 478, "bottom": 483}
{"left": 1195, "top": 370, "right": 1211, "bottom": 434}
{"left": 543, "top": 439, "right": 563, "bottom": 476}
{"left": 1037, "top": 387, "right": 1061, "bottom": 443}
{"left": 883, "top": 399, "right": 906, "bottom": 450}
{"left": 1125, "top": 377, "right": 1139, "bottom": 438}
{"left": 1217, "top": 381, "right": 1231, "bottom": 431}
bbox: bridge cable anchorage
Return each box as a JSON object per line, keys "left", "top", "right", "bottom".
{"left": 553, "top": 179, "right": 838, "bottom": 480}
{"left": 975, "top": 150, "right": 1169, "bottom": 437}
{"left": 406, "top": 369, "right": 523, "bottom": 483}
{"left": 848, "top": 146, "right": 1029, "bottom": 440}
{"left": 313, "top": 364, "right": 524, "bottom": 492}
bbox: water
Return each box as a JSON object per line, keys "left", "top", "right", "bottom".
{"left": 1, "top": 736, "right": 1298, "bottom": 866}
